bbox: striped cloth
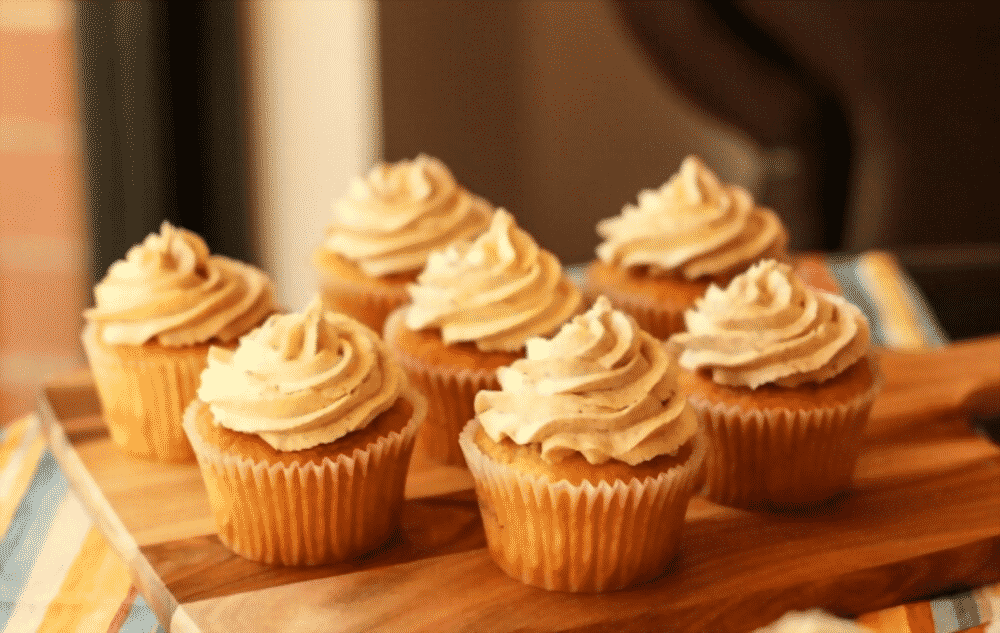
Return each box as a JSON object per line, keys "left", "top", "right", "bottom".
{"left": 0, "top": 416, "right": 164, "bottom": 633}
{"left": 827, "top": 251, "right": 951, "bottom": 350}
{"left": 855, "top": 589, "right": 1000, "bottom": 633}
{"left": 0, "top": 250, "right": 992, "bottom": 633}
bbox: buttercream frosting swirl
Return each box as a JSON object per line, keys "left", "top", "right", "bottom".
{"left": 476, "top": 296, "right": 697, "bottom": 465}
{"left": 321, "top": 154, "right": 492, "bottom": 276}
{"left": 405, "top": 209, "right": 583, "bottom": 352}
{"left": 596, "top": 155, "right": 788, "bottom": 280}
{"left": 85, "top": 222, "right": 277, "bottom": 347}
{"left": 197, "top": 296, "right": 407, "bottom": 451}
{"left": 670, "top": 260, "right": 870, "bottom": 389}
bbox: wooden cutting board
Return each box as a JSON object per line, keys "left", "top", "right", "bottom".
{"left": 36, "top": 331, "right": 1000, "bottom": 633}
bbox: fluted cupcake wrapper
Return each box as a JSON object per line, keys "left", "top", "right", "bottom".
{"left": 585, "top": 281, "right": 687, "bottom": 341}
{"left": 82, "top": 323, "right": 204, "bottom": 462}
{"left": 182, "top": 392, "right": 427, "bottom": 566}
{"left": 688, "top": 381, "right": 880, "bottom": 509}
{"left": 458, "top": 420, "right": 705, "bottom": 593}
{"left": 384, "top": 308, "right": 500, "bottom": 467}
{"left": 317, "top": 268, "right": 410, "bottom": 335}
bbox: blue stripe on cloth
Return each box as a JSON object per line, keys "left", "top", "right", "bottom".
{"left": 930, "top": 591, "right": 982, "bottom": 632}
{"left": 825, "top": 255, "right": 889, "bottom": 347}
{"left": 117, "top": 594, "right": 166, "bottom": 633}
{"left": 0, "top": 451, "right": 68, "bottom": 633}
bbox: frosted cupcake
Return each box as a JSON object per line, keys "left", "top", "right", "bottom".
{"left": 384, "top": 209, "right": 583, "bottom": 465}
{"left": 82, "top": 222, "right": 277, "bottom": 462}
{"left": 460, "top": 297, "right": 704, "bottom": 592}
{"left": 183, "top": 297, "right": 426, "bottom": 566}
{"left": 670, "top": 260, "right": 879, "bottom": 509}
{"left": 587, "top": 155, "right": 788, "bottom": 338}
{"left": 313, "top": 154, "right": 492, "bottom": 332}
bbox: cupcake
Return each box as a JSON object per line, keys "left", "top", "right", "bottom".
{"left": 183, "top": 296, "right": 426, "bottom": 566}
{"left": 384, "top": 209, "right": 583, "bottom": 466}
{"left": 587, "top": 155, "right": 789, "bottom": 339}
{"left": 312, "top": 154, "right": 492, "bottom": 332}
{"left": 670, "top": 260, "right": 880, "bottom": 509}
{"left": 459, "top": 296, "right": 704, "bottom": 592}
{"left": 82, "top": 222, "right": 277, "bottom": 462}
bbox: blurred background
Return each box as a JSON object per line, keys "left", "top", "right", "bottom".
{"left": 1, "top": 0, "right": 997, "bottom": 421}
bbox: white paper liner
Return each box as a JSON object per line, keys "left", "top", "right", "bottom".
{"left": 458, "top": 420, "right": 705, "bottom": 592}
{"left": 317, "top": 266, "right": 410, "bottom": 334}
{"left": 182, "top": 390, "right": 427, "bottom": 566}
{"left": 384, "top": 307, "right": 503, "bottom": 466}
{"left": 82, "top": 322, "right": 203, "bottom": 462}
{"left": 689, "top": 377, "right": 881, "bottom": 509}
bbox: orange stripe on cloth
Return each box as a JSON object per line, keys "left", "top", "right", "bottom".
{"left": 903, "top": 601, "right": 937, "bottom": 633}
{"left": 0, "top": 416, "right": 30, "bottom": 471}
{"left": 105, "top": 587, "right": 139, "bottom": 633}
{"left": 794, "top": 253, "right": 843, "bottom": 295}
{"left": 857, "top": 252, "right": 928, "bottom": 350}
{"left": 34, "top": 525, "right": 135, "bottom": 633}
{"left": 857, "top": 605, "right": 912, "bottom": 632}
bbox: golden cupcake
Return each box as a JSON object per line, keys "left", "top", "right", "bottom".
{"left": 670, "top": 259, "right": 879, "bottom": 509}
{"left": 460, "top": 296, "right": 704, "bottom": 592}
{"left": 183, "top": 296, "right": 427, "bottom": 566}
{"left": 82, "top": 222, "right": 277, "bottom": 462}
{"left": 312, "top": 154, "right": 492, "bottom": 332}
{"left": 587, "top": 155, "right": 788, "bottom": 338}
{"left": 384, "top": 209, "right": 583, "bottom": 465}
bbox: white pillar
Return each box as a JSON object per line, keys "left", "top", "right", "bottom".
{"left": 244, "top": 0, "right": 381, "bottom": 309}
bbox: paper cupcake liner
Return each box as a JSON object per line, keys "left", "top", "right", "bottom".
{"left": 458, "top": 420, "right": 705, "bottom": 592}
{"left": 688, "top": 381, "right": 880, "bottom": 509}
{"left": 82, "top": 323, "right": 204, "bottom": 462}
{"left": 182, "top": 391, "right": 427, "bottom": 566}
{"left": 585, "top": 280, "right": 687, "bottom": 340}
{"left": 384, "top": 308, "right": 501, "bottom": 467}
{"left": 317, "top": 270, "right": 409, "bottom": 335}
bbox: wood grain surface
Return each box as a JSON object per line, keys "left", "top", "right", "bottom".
{"left": 42, "top": 334, "right": 1000, "bottom": 633}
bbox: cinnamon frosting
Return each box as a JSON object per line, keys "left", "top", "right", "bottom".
{"left": 320, "top": 154, "right": 492, "bottom": 276}
{"left": 404, "top": 209, "right": 583, "bottom": 353}
{"left": 476, "top": 296, "right": 697, "bottom": 465}
{"left": 85, "top": 222, "right": 276, "bottom": 347}
{"left": 670, "top": 260, "right": 871, "bottom": 389}
{"left": 596, "top": 155, "right": 787, "bottom": 280}
{"left": 197, "top": 296, "right": 407, "bottom": 451}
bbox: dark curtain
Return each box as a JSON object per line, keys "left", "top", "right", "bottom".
{"left": 613, "top": 0, "right": 851, "bottom": 252}
{"left": 75, "top": 1, "right": 252, "bottom": 282}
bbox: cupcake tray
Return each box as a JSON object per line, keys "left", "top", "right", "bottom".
{"left": 35, "top": 330, "right": 1000, "bottom": 633}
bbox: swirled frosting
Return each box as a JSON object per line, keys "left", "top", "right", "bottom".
{"left": 405, "top": 209, "right": 583, "bottom": 352}
{"left": 197, "top": 296, "right": 407, "bottom": 451}
{"left": 321, "top": 154, "right": 492, "bottom": 276}
{"left": 476, "top": 296, "right": 697, "bottom": 465}
{"left": 596, "top": 155, "right": 788, "bottom": 280}
{"left": 84, "top": 222, "right": 277, "bottom": 347}
{"left": 670, "top": 260, "right": 870, "bottom": 389}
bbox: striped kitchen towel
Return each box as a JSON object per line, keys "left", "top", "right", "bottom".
{"left": 757, "top": 591, "right": 999, "bottom": 633}
{"left": 827, "top": 250, "right": 951, "bottom": 349}
{"left": 855, "top": 587, "right": 1000, "bottom": 633}
{"left": 0, "top": 415, "right": 165, "bottom": 633}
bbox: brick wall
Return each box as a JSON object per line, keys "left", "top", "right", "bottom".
{"left": 0, "top": 0, "right": 87, "bottom": 422}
